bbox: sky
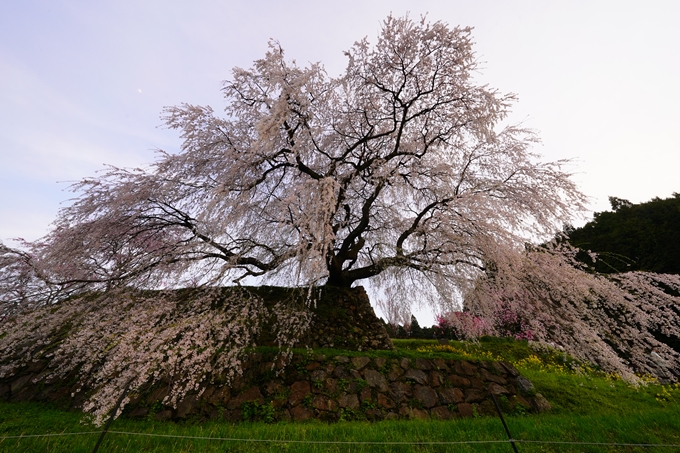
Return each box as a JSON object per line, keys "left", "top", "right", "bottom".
{"left": 1, "top": 1, "right": 679, "bottom": 324}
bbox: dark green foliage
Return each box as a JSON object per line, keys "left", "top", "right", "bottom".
{"left": 409, "top": 315, "right": 422, "bottom": 338}
{"left": 395, "top": 324, "right": 409, "bottom": 338}
{"left": 241, "top": 401, "right": 276, "bottom": 423}
{"left": 567, "top": 193, "right": 680, "bottom": 274}
{"left": 385, "top": 316, "right": 435, "bottom": 339}
{"left": 420, "top": 326, "right": 435, "bottom": 339}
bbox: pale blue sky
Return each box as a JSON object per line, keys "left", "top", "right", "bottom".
{"left": 1, "top": 1, "right": 679, "bottom": 324}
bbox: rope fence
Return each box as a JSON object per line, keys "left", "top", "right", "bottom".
{"left": 2, "top": 430, "right": 680, "bottom": 449}
{"left": 3, "top": 388, "right": 679, "bottom": 451}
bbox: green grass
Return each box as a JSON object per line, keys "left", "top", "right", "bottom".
{"left": 2, "top": 338, "right": 679, "bottom": 452}
{"left": 257, "top": 336, "right": 548, "bottom": 363}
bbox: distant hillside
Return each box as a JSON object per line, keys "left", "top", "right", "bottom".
{"left": 567, "top": 193, "right": 680, "bottom": 274}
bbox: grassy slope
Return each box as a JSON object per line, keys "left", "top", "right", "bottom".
{"left": 1, "top": 338, "right": 679, "bottom": 452}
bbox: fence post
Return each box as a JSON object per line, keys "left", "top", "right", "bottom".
{"left": 91, "top": 378, "right": 133, "bottom": 453}
{"left": 490, "top": 392, "right": 520, "bottom": 453}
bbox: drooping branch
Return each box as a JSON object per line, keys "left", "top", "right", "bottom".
{"left": 3, "top": 14, "right": 586, "bottom": 315}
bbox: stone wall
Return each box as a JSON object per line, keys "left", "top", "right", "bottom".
{"left": 292, "top": 286, "right": 393, "bottom": 351}
{"left": 1, "top": 352, "right": 551, "bottom": 422}
{"left": 0, "top": 286, "right": 550, "bottom": 422}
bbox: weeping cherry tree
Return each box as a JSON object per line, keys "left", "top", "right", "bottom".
{"left": 0, "top": 16, "right": 587, "bottom": 422}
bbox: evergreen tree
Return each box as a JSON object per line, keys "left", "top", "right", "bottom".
{"left": 396, "top": 324, "right": 409, "bottom": 339}
{"left": 568, "top": 193, "right": 680, "bottom": 274}
{"left": 409, "top": 314, "right": 423, "bottom": 338}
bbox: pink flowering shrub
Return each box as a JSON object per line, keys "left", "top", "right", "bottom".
{"left": 465, "top": 243, "right": 680, "bottom": 383}
{"left": 435, "top": 312, "right": 492, "bottom": 340}
{"left": 492, "top": 305, "right": 535, "bottom": 341}
{"left": 437, "top": 307, "right": 534, "bottom": 341}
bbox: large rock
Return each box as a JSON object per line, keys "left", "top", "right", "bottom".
{"left": 227, "top": 386, "right": 264, "bottom": 410}
{"left": 531, "top": 393, "right": 552, "bottom": 413}
{"left": 404, "top": 369, "right": 428, "bottom": 385}
{"left": 287, "top": 381, "right": 311, "bottom": 407}
{"left": 363, "top": 369, "right": 389, "bottom": 392}
{"left": 337, "top": 393, "right": 360, "bottom": 410}
{"left": 413, "top": 385, "right": 438, "bottom": 408}
{"left": 438, "top": 387, "right": 464, "bottom": 404}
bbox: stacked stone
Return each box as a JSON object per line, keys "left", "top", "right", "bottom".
{"left": 1, "top": 353, "right": 550, "bottom": 421}
{"left": 144, "top": 354, "right": 550, "bottom": 421}
{"left": 297, "top": 286, "right": 394, "bottom": 351}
